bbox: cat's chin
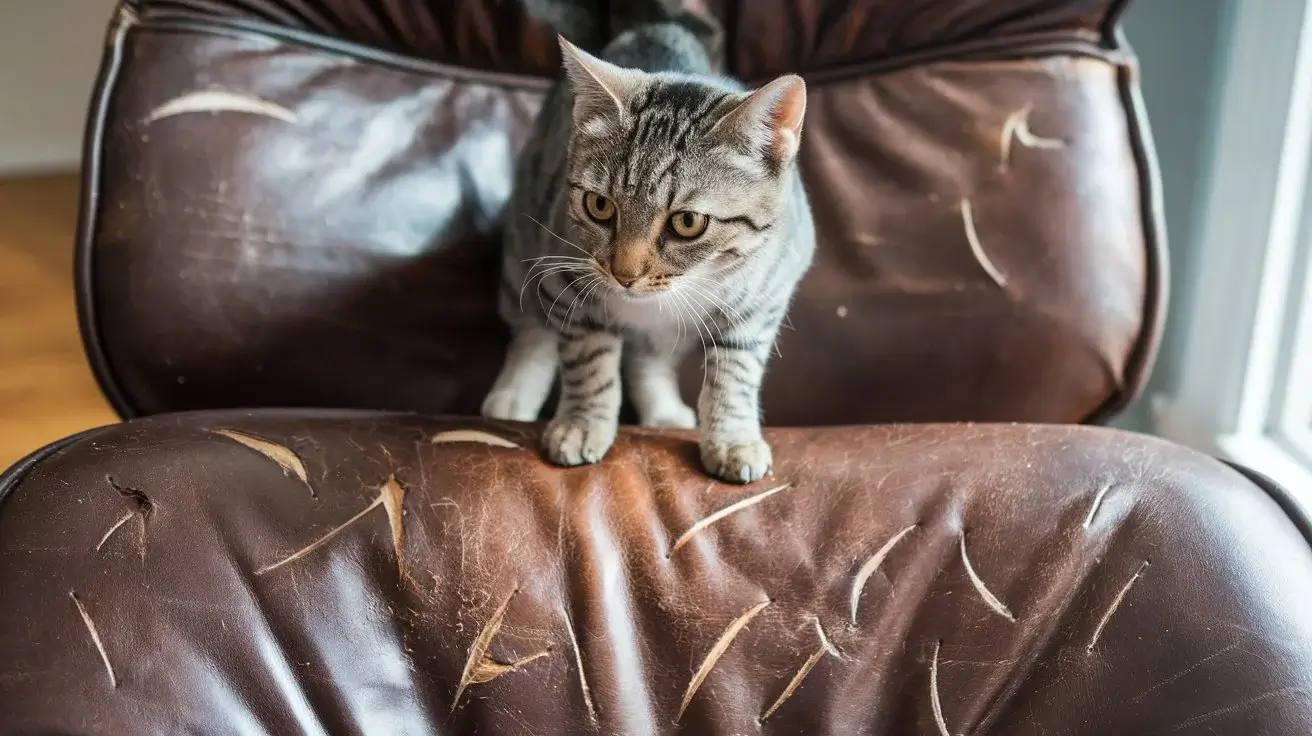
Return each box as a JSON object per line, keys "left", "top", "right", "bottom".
{"left": 613, "top": 288, "right": 668, "bottom": 302}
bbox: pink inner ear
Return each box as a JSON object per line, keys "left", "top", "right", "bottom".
{"left": 769, "top": 77, "right": 807, "bottom": 159}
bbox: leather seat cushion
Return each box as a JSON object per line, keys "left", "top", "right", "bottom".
{"left": 1, "top": 412, "right": 1308, "bottom": 733}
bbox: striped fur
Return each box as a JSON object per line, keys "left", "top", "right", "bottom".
{"left": 483, "top": 23, "right": 815, "bottom": 483}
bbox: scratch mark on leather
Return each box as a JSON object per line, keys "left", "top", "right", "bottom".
{"left": 811, "top": 616, "right": 842, "bottom": 659}
{"left": 959, "top": 199, "right": 1008, "bottom": 288}
{"left": 378, "top": 474, "right": 407, "bottom": 580}
{"left": 99, "top": 477, "right": 155, "bottom": 560}
{"left": 761, "top": 618, "right": 842, "bottom": 721}
{"left": 145, "top": 90, "right": 297, "bottom": 124}
{"left": 850, "top": 523, "right": 918, "bottom": 624}
{"left": 95, "top": 512, "right": 135, "bottom": 553}
{"left": 564, "top": 611, "right": 598, "bottom": 723}
{"left": 668, "top": 483, "right": 792, "bottom": 557}
{"left": 1129, "top": 643, "right": 1238, "bottom": 704}
{"left": 999, "top": 104, "right": 1065, "bottom": 170}
{"left": 960, "top": 533, "right": 1016, "bottom": 622}
{"left": 212, "top": 429, "right": 314, "bottom": 497}
{"left": 255, "top": 479, "right": 404, "bottom": 575}
{"left": 1167, "top": 686, "right": 1306, "bottom": 731}
{"left": 1083, "top": 481, "right": 1114, "bottom": 529}
{"left": 468, "top": 650, "right": 551, "bottom": 684}
{"left": 677, "top": 599, "right": 771, "bottom": 722}
{"left": 452, "top": 588, "right": 551, "bottom": 711}
{"left": 930, "top": 641, "right": 952, "bottom": 736}
{"left": 431, "top": 430, "right": 522, "bottom": 449}
{"left": 1087, "top": 561, "right": 1149, "bottom": 652}
{"left": 70, "top": 592, "right": 117, "bottom": 689}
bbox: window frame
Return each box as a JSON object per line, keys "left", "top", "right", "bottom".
{"left": 1152, "top": 0, "right": 1312, "bottom": 514}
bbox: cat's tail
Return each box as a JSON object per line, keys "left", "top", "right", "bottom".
{"left": 607, "top": 0, "right": 723, "bottom": 71}
{"left": 521, "top": 0, "right": 725, "bottom": 72}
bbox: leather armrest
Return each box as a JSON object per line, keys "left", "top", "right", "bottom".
{"left": 2, "top": 413, "right": 1308, "bottom": 733}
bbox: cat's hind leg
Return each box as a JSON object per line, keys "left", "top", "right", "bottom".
{"left": 481, "top": 325, "right": 558, "bottom": 422}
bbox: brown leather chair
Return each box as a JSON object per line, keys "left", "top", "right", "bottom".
{"left": 2, "top": 1, "right": 1310, "bottom": 734}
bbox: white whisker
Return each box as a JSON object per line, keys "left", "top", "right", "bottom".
{"left": 564, "top": 277, "right": 603, "bottom": 331}
{"left": 523, "top": 214, "right": 592, "bottom": 257}
{"left": 683, "top": 280, "right": 744, "bottom": 332}
{"left": 520, "top": 264, "right": 582, "bottom": 311}
{"left": 673, "top": 290, "right": 714, "bottom": 396}
{"left": 547, "top": 272, "right": 594, "bottom": 323}
{"left": 522, "top": 254, "right": 591, "bottom": 264}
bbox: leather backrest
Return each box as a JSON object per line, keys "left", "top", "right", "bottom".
{"left": 79, "top": 0, "right": 1164, "bottom": 424}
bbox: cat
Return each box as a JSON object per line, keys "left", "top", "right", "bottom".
{"left": 482, "top": 21, "right": 815, "bottom": 484}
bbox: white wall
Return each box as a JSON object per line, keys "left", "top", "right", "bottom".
{"left": 0, "top": 0, "right": 120, "bottom": 175}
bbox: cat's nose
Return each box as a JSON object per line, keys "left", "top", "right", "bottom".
{"left": 615, "top": 275, "right": 638, "bottom": 288}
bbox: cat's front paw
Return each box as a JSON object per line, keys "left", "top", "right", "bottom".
{"left": 481, "top": 388, "right": 542, "bottom": 422}
{"left": 700, "top": 437, "right": 773, "bottom": 484}
{"left": 541, "top": 415, "right": 618, "bottom": 467}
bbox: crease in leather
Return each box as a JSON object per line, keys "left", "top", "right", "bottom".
{"left": 204, "top": 517, "right": 339, "bottom": 734}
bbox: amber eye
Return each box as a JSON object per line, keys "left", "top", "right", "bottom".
{"left": 584, "top": 192, "right": 616, "bottom": 222}
{"left": 668, "top": 211, "right": 709, "bottom": 239}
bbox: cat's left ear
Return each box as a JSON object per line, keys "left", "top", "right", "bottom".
{"left": 558, "top": 36, "right": 642, "bottom": 128}
{"left": 713, "top": 75, "right": 807, "bottom": 164}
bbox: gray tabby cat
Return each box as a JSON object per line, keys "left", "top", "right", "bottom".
{"left": 482, "top": 23, "right": 814, "bottom": 484}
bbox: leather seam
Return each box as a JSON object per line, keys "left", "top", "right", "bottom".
{"left": 134, "top": 14, "right": 554, "bottom": 90}
{"left": 132, "top": 12, "right": 1123, "bottom": 88}
{"left": 1084, "top": 29, "right": 1168, "bottom": 425}
{"left": 77, "top": 3, "right": 141, "bottom": 419}
{"left": 1223, "top": 461, "right": 1312, "bottom": 550}
{"left": 785, "top": 33, "right": 1125, "bottom": 86}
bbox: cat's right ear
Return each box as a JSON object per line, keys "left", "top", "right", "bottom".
{"left": 558, "top": 36, "right": 640, "bottom": 129}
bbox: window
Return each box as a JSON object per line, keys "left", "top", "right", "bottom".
{"left": 1153, "top": 0, "right": 1312, "bottom": 511}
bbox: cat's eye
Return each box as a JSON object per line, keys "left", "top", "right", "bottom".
{"left": 668, "top": 211, "right": 709, "bottom": 239}
{"left": 584, "top": 192, "right": 616, "bottom": 222}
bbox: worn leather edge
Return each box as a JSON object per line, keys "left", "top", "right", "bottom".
{"left": 0, "top": 425, "right": 116, "bottom": 512}
{"left": 1224, "top": 461, "right": 1312, "bottom": 550}
{"left": 75, "top": 2, "right": 1162, "bottom": 422}
{"left": 792, "top": 32, "right": 1122, "bottom": 85}
{"left": 75, "top": 3, "right": 139, "bottom": 420}
{"left": 137, "top": 5, "right": 1124, "bottom": 82}
{"left": 1083, "top": 22, "right": 1168, "bottom": 425}
{"left": 131, "top": 13, "right": 556, "bottom": 91}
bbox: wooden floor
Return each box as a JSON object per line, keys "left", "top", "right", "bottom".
{"left": 0, "top": 174, "right": 116, "bottom": 469}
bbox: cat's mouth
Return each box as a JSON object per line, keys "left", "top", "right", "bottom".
{"left": 602, "top": 272, "right": 673, "bottom": 298}
{"left": 611, "top": 285, "right": 668, "bottom": 300}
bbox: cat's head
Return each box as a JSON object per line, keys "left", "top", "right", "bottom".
{"left": 557, "top": 36, "right": 806, "bottom": 297}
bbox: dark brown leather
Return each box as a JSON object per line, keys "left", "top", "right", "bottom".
{"left": 2, "top": 412, "right": 1308, "bottom": 733}
{"left": 78, "top": 0, "right": 1164, "bottom": 424}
